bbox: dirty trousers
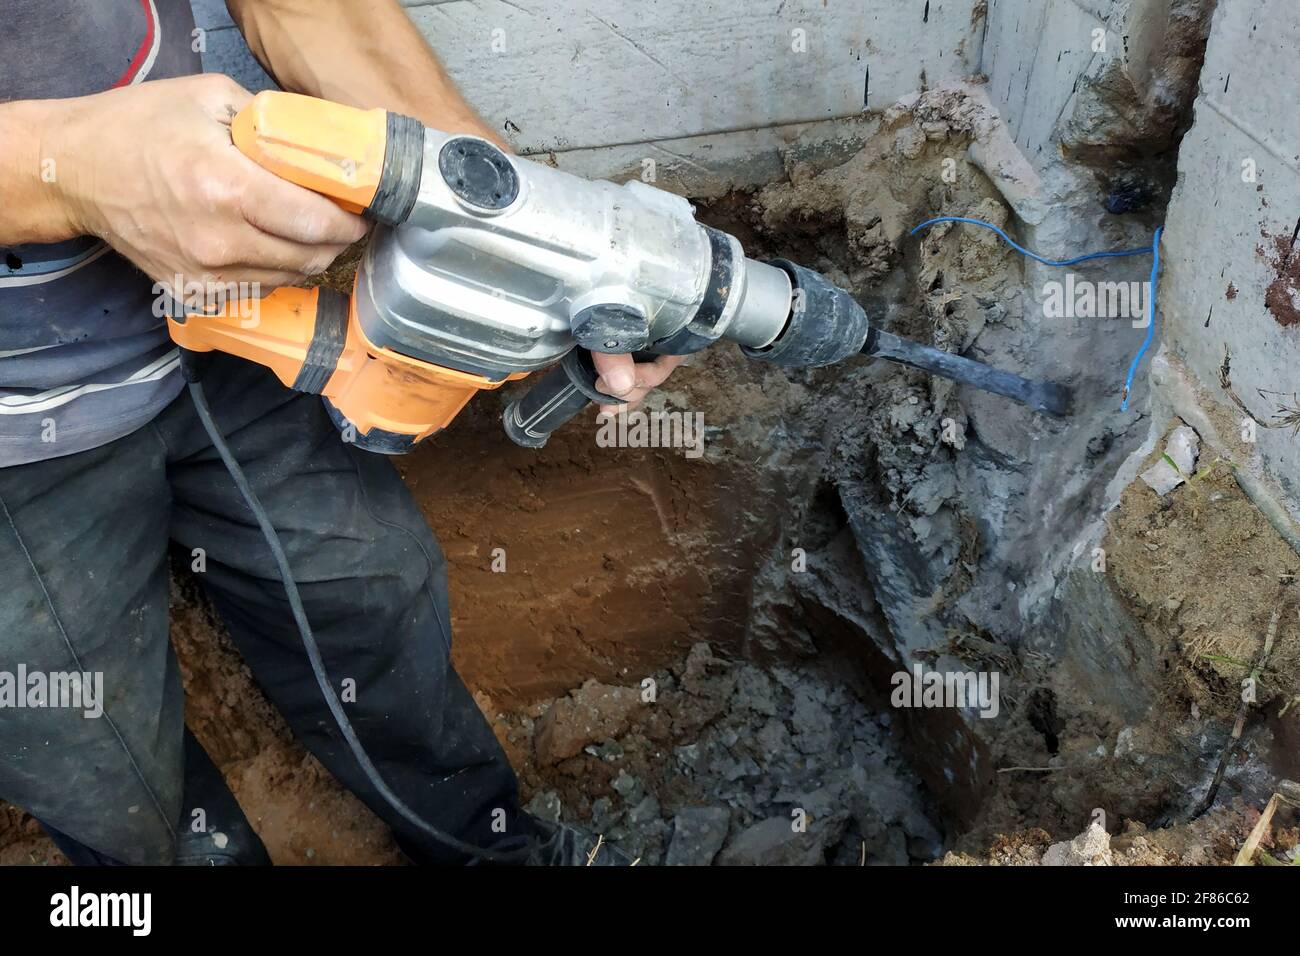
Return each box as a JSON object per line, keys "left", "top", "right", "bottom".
{"left": 0, "top": 355, "right": 522, "bottom": 864}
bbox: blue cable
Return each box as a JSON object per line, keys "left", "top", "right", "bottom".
{"left": 1120, "top": 226, "right": 1162, "bottom": 412}
{"left": 909, "top": 216, "right": 1162, "bottom": 409}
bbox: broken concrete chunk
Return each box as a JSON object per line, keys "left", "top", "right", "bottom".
{"left": 716, "top": 816, "right": 826, "bottom": 866}
{"left": 1139, "top": 425, "right": 1200, "bottom": 496}
{"left": 674, "top": 743, "right": 701, "bottom": 770}
{"left": 757, "top": 717, "right": 793, "bottom": 754}
{"left": 627, "top": 794, "right": 661, "bottom": 826}
{"left": 525, "top": 790, "right": 562, "bottom": 823}
{"left": 589, "top": 796, "right": 619, "bottom": 833}
{"left": 731, "top": 666, "right": 779, "bottom": 715}
{"left": 533, "top": 679, "right": 641, "bottom": 764}
{"left": 863, "top": 825, "right": 910, "bottom": 866}
{"left": 665, "top": 807, "right": 731, "bottom": 866}
{"left": 612, "top": 769, "right": 645, "bottom": 805}
{"left": 1114, "top": 726, "right": 1136, "bottom": 758}
{"left": 1041, "top": 821, "right": 1113, "bottom": 866}
{"left": 681, "top": 641, "right": 732, "bottom": 695}
{"left": 790, "top": 684, "right": 834, "bottom": 755}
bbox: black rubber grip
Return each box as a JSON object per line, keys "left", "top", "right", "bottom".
{"left": 501, "top": 350, "right": 629, "bottom": 448}
{"left": 365, "top": 112, "right": 424, "bottom": 226}
{"left": 292, "top": 288, "right": 349, "bottom": 394}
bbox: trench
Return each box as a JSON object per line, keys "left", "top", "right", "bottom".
{"left": 6, "top": 15, "right": 1300, "bottom": 862}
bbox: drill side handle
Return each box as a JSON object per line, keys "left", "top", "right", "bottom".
{"left": 502, "top": 350, "right": 645, "bottom": 448}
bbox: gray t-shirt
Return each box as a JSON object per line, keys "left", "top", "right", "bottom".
{"left": 0, "top": 0, "right": 203, "bottom": 466}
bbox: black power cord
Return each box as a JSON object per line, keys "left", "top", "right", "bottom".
{"left": 184, "top": 371, "right": 532, "bottom": 865}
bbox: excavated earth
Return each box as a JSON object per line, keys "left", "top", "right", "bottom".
{"left": 4, "top": 80, "right": 1297, "bottom": 866}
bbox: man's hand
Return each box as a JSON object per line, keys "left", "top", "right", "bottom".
{"left": 44, "top": 74, "right": 366, "bottom": 293}
{"left": 592, "top": 352, "right": 687, "bottom": 415}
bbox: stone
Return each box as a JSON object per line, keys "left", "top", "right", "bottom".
{"left": 681, "top": 642, "right": 730, "bottom": 695}
{"left": 716, "top": 816, "right": 826, "bottom": 866}
{"left": 584, "top": 739, "right": 625, "bottom": 761}
{"left": 863, "top": 825, "right": 909, "bottom": 866}
{"left": 791, "top": 684, "right": 834, "bottom": 755}
{"left": 1139, "top": 425, "right": 1200, "bottom": 496}
{"left": 1114, "top": 726, "right": 1136, "bottom": 758}
{"left": 720, "top": 755, "right": 761, "bottom": 782}
{"left": 611, "top": 769, "right": 645, "bottom": 805}
{"left": 627, "top": 794, "right": 661, "bottom": 826}
{"left": 589, "top": 796, "right": 619, "bottom": 833}
{"left": 665, "top": 807, "right": 731, "bottom": 866}
{"left": 525, "top": 790, "right": 562, "bottom": 823}
{"left": 732, "top": 666, "right": 780, "bottom": 715}
{"left": 757, "top": 718, "right": 793, "bottom": 754}
{"left": 674, "top": 743, "right": 701, "bottom": 770}
{"left": 1042, "top": 821, "right": 1113, "bottom": 866}
{"left": 533, "top": 679, "right": 641, "bottom": 764}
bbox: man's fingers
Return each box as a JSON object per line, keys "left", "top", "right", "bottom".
{"left": 637, "top": 354, "right": 686, "bottom": 389}
{"left": 592, "top": 351, "right": 638, "bottom": 399}
{"left": 231, "top": 231, "right": 351, "bottom": 277}
{"left": 238, "top": 160, "right": 370, "bottom": 246}
{"left": 594, "top": 353, "right": 686, "bottom": 414}
{"left": 198, "top": 74, "right": 253, "bottom": 126}
{"left": 157, "top": 267, "right": 324, "bottom": 300}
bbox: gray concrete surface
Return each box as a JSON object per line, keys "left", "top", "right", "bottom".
{"left": 1159, "top": 0, "right": 1300, "bottom": 527}
{"left": 194, "top": 0, "right": 982, "bottom": 185}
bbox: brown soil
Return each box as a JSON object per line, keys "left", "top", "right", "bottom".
{"left": 941, "top": 801, "right": 1292, "bottom": 865}
{"left": 1104, "top": 429, "right": 1300, "bottom": 720}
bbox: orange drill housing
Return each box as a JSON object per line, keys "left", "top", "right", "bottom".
{"left": 167, "top": 284, "right": 525, "bottom": 446}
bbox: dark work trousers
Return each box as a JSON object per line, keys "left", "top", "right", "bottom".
{"left": 0, "top": 354, "right": 523, "bottom": 865}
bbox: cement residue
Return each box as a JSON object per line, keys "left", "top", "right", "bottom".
{"left": 746, "top": 86, "right": 1016, "bottom": 301}
{"left": 700, "top": 86, "right": 1020, "bottom": 577}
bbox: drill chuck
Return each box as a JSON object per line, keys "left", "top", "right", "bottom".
{"left": 738, "top": 259, "right": 871, "bottom": 367}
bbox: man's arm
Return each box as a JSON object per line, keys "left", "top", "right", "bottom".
{"left": 226, "top": 0, "right": 505, "bottom": 146}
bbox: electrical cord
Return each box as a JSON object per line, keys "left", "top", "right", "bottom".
{"left": 185, "top": 374, "right": 533, "bottom": 865}
{"left": 909, "top": 216, "right": 1163, "bottom": 409}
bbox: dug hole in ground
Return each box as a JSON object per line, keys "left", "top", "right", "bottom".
{"left": 6, "top": 10, "right": 1300, "bottom": 866}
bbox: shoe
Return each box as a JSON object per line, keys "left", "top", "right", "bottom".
{"left": 523, "top": 815, "right": 634, "bottom": 866}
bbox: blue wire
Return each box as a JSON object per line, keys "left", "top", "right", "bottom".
{"left": 909, "top": 216, "right": 1162, "bottom": 410}
{"left": 1121, "top": 225, "right": 1162, "bottom": 412}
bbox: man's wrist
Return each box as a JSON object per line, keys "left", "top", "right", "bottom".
{"left": 0, "top": 98, "right": 86, "bottom": 244}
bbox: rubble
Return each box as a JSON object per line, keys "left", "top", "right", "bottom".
{"left": 664, "top": 808, "right": 731, "bottom": 866}
{"left": 1041, "top": 822, "right": 1113, "bottom": 867}
{"left": 498, "top": 642, "right": 943, "bottom": 867}
{"left": 533, "top": 680, "right": 642, "bottom": 765}
{"left": 1138, "top": 424, "right": 1200, "bottom": 495}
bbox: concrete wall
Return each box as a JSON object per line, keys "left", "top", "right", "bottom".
{"left": 983, "top": 0, "right": 1120, "bottom": 157}
{"left": 193, "top": 0, "right": 983, "bottom": 189}
{"left": 1158, "top": 0, "right": 1300, "bottom": 530}
{"left": 980, "top": 0, "right": 1300, "bottom": 548}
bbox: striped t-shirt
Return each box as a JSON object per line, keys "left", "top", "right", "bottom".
{"left": 0, "top": 0, "right": 202, "bottom": 466}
